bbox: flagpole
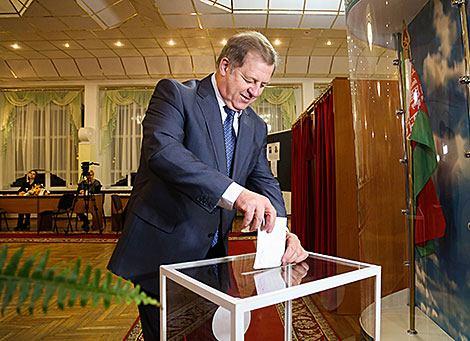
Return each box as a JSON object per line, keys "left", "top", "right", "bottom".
{"left": 393, "top": 31, "right": 417, "bottom": 335}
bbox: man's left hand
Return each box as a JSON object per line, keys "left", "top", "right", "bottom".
{"left": 281, "top": 232, "right": 308, "bottom": 265}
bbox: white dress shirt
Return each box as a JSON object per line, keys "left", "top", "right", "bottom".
{"left": 211, "top": 73, "right": 244, "bottom": 210}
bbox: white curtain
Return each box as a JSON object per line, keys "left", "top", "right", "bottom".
{"left": 0, "top": 91, "right": 81, "bottom": 189}
{"left": 109, "top": 102, "right": 144, "bottom": 186}
{"left": 251, "top": 86, "right": 298, "bottom": 133}
{"left": 100, "top": 89, "right": 151, "bottom": 187}
{"left": 253, "top": 100, "right": 284, "bottom": 133}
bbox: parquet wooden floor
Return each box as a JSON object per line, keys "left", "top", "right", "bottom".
{"left": 0, "top": 217, "right": 362, "bottom": 341}
{"left": 0, "top": 242, "right": 138, "bottom": 341}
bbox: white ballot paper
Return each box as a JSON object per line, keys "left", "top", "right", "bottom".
{"left": 254, "top": 267, "right": 286, "bottom": 295}
{"left": 253, "top": 217, "right": 287, "bottom": 269}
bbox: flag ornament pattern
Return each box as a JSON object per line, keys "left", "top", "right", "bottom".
{"left": 407, "top": 64, "right": 446, "bottom": 246}
{"left": 406, "top": 74, "right": 424, "bottom": 140}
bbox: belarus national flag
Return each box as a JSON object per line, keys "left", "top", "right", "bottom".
{"left": 405, "top": 62, "right": 446, "bottom": 247}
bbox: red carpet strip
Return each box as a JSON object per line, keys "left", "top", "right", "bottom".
{"left": 0, "top": 232, "right": 120, "bottom": 243}
{"left": 0, "top": 232, "right": 256, "bottom": 244}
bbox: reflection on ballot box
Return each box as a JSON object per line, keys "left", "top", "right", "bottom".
{"left": 0, "top": 194, "right": 105, "bottom": 231}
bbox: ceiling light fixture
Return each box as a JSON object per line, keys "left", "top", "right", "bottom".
{"left": 168, "top": 40, "right": 175, "bottom": 46}
{"left": 274, "top": 39, "right": 281, "bottom": 45}
{"left": 115, "top": 41, "right": 123, "bottom": 47}
{"left": 326, "top": 40, "right": 332, "bottom": 46}
{"left": 64, "top": 43, "right": 70, "bottom": 48}
{"left": 0, "top": 0, "right": 33, "bottom": 18}
{"left": 11, "top": 43, "right": 20, "bottom": 49}
{"left": 221, "top": 39, "right": 227, "bottom": 45}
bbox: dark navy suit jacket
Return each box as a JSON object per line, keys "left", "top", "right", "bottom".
{"left": 108, "top": 74, "right": 286, "bottom": 295}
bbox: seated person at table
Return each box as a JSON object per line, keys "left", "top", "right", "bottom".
{"left": 77, "top": 170, "right": 102, "bottom": 231}
{"left": 16, "top": 169, "right": 40, "bottom": 230}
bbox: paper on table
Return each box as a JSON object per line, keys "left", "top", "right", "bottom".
{"left": 253, "top": 217, "right": 287, "bottom": 269}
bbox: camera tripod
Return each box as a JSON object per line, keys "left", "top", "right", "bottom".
{"left": 66, "top": 173, "right": 103, "bottom": 234}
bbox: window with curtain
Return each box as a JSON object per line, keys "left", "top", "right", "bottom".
{"left": 251, "top": 85, "right": 300, "bottom": 133}
{"left": 100, "top": 89, "right": 153, "bottom": 187}
{"left": 0, "top": 90, "right": 82, "bottom": 189}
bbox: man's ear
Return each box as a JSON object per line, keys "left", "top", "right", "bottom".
{"left": 218, "top": 57, "right": 230, "bottom": 76}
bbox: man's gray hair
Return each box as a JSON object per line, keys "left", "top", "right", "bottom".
{"left": 216, "top": 31, "right": 278, "bottom": 73}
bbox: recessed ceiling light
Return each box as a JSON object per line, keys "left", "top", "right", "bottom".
{"left": 221, "top": 39, "right": 227, "bottom": 45}
{"left": 168, "top": 40, "right": 175, "bottom": 46}
{"left": 274, "top": 39, "right": 281, "bottom": 45}
{"left": 64, "top": 42, "right": 70, "bottom": 48}
{"left": 326, "top": 40, "right": 332, "bottom": 46}
{"left": 115, "top": 41, "right": 123, "bottom": 47}
{"left": 11, "top": 43, "right": 20, "bottom": 49}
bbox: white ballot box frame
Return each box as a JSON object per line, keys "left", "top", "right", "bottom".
{"left": 160, "top": 252, "right": 382, "bottom": 341}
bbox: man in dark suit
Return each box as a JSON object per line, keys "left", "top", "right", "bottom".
{"left": 108, "top": 31, "right": 308, "bottom": 340}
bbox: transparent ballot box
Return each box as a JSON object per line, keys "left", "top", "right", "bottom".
{"left": 160, "top": 252, "right": 381, "bottom": 340}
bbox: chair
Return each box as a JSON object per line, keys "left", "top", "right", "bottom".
{"left": 38, "top": 193, "right": 75, "bottom": 235}
{"left": 0, "top": 208, "right": 9, "bottom": 231}
{"left": 111, "top": 195, "right": 126, "bottom": 235}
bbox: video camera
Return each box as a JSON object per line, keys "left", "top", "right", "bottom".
{"left": 81, "top": 161, "right": 100, "bottom": 177}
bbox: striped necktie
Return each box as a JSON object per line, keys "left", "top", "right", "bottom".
{"left": 223, "top": 105, "right": 237, "bottom": 176}
{"left": 211, "top": 106, "right": 237, "bottom": 248}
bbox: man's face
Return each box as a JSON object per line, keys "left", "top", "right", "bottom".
{"left": 217, "top": 51, "right": 274, "bottom": 112}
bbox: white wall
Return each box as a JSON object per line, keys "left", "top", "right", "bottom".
{"left": 1, "top": 76, "right": 336, "bottom": 215}
{"left": 0, "top": 75, "right": 333, "bottom": 117}
{"left": 1, "top": 76, "right": 334, "bottom": 186}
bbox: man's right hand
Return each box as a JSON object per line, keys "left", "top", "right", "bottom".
{"left": 233, "top": 189, "right": 277, "bottom": 233}
{"left": 281, "top": 262, "right": 309, "bottom": 286}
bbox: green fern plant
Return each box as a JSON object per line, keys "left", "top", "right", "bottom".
{"left": 0, "top": 244, "right": 159, "bottom": 315}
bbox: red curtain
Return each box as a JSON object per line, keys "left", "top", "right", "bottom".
{"left": 313, "top": 91, "right": 336, "bottom": 256}
{"left": 291, "top": 114, "right": 315, "bottom": 252}
{"left": 291, "top": 89, "right": 336, "bottom": 256}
